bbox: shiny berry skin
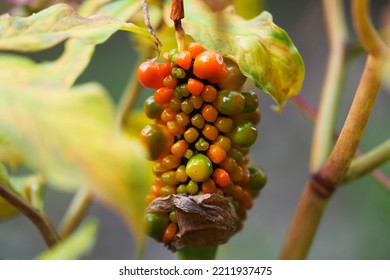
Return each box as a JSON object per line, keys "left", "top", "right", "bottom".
{"left": 140, "top": 124, "right": 174, "bottom": 160}
{"left": 137, "top": 61, "right": 172, "bottom": 89}
{"left": 213, "top": 90, "right": 245, "bottom": 115}
{"left": 193, "top": 51, "right": 226, "bottom": 81}
{"left": 230, "top": 121, "right": 258, "bottom": 148}
{"left": 217, "top": 58, "right": 247, "bottom": 90}
{"left": 185, "top": 154, "right": 213, "bottom": 182}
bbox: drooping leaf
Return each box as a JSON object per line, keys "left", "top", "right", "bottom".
{"left": 0, "top": 73, "right": 152, "bottom": 238}
{"left": 37, "top": 219, "right": 98, "bottom": 260}
{"left": 0, "top": 3, "right": 157, "bottom": 52}
{"left": 181, "top": 0, "right": 305, "bottom": 107}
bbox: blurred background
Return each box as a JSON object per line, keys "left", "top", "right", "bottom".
{"left": 0, "top": 0, "right": 389, "bottom": 259}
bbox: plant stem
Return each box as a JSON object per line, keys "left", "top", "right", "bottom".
{"left": 291, "top": 96, "right": 390, "bottom": 190}
{"left": 141, "top": 0, "right": 162, "bottom": 47}
{"left": 176, "top": 246, "right": 218, "bottom": 260}
{"left": 116, "top": 53, "right": 148, "bottom": 129}
{"left": 343, "top": 138, "right": 390, "bottom": 184}
{"left": 0, "top": 183, "right": 60, "bottom": 247}
{"left": 310, "top": 0, "right": 348, "bottom": 171}
{"left": 280, "top": 0, "right": 388, "bottom": 259}
{"left": 58, "top": 187, "right": 91, "bottom": 239}
{"left": 171, "top": 0, "right": 187, "bottom": 51}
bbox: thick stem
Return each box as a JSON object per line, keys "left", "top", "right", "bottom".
{"left": 310, "top": 0, "right": 348, "bottom": 171}
{"left": 58, "top": 187, "right": 91, "bottom": 239}
{"left": 280, "top": 0, "right": 388, "bottom": 259}
{"left": 0, "top": 183, "right": 60, "bottom": 247}
{"left": 281, "top": 54, "right": 387, "bottom": 260}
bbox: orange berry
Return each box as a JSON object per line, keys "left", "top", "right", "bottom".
{"left": 201, "top": 104, "right": 218, "bottom": 123}
{"left": 154, "top": 87, "right": 174, "bottom": 105}
{"left": 150, "top": 184, "right": 163, "bottom": 197}
{"left": 163, "top": 75, "right": 179, "bottom": 89}
{"left": 193, "top": 51, "right": 225, "bottom": 81}
{"left": 213, "top": 168, "right": 231, "bottom": 187}
{"left": 201, "top": 178, "right": 217, "bottom": 194}
{"left": 177, "top": 50, "right": 192, "bottom": 70}
{"left": 202, "top": 124, "right": 219, "bottom": 141}
{"left": 137, "top": 61, "right": 172, "bottom": 89}
{"left": 207, "top": 144, "right": 227, "bottom": 164}
{"left": 171, "top": 140, "right": 189, "bottom": 158}
{"left": 188, "top": 42, "right": 205, "bottom": 58}
{"left": 167, "top": 121, "right": 186, "bottom": 136}
{"left": 162, "top": 223, "right": 178, "bottom": 244}
{"left": 161, "top": 107, "right": 176, "bottom": 122}
{"left": 187, "top": 78, "right": 204, "bottom": 95}
{"left": 201, "top": 85, "right": 217, "bottom": 102}
{"left": 241, "top": 190, "right": 253, "bottom": 209}
{"left": 232, "top": 185, "right": 243, "bottom": 201}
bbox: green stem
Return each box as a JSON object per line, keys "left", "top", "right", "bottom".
{"left": 343, "top": 138, "right": 390, "bottom": 184}
{"left": 310, "top": 0, "right": 348, "bottom": 171}
{"left": 0, "top": 183, "right": 60, "bottom": 247}
{"left": 58, "top": 187, "right": 91, "bottom": 239}
{"left": 176, "top": 246, "right": 218, "bottom": 260}
{"left": 291, "top": 96, "right": 390, "bottom": 190}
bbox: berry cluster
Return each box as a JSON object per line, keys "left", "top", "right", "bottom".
{"left": 139, "top": 43, "right": 266, "bottom": 247}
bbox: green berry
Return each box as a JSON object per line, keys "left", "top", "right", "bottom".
{"left": 213, "top": 90, "right": 245, "bottom": 115}
{"left": 161, "top": 171, "right": 178, "bottom": 186}
{"left": 177, "top": 184, "right": 187, "bottom": 194}
{"left": 241, "top": 90, "right": 258, "bottom": 114}
{"left": 185, "top": 154, "right": 213, "bottom": 182}
{"left": 186, "top": 180, "right": 199, "bottom": 195}
{"left": 230, "top": 121, "right": 258, "bottom": 147}
{"left": 144, "top": 213, "right": 169, "bottom": 238}
{"left": 169, "top": 211, "right": 178, "bottom": 224}
{"left": 195, "top": 137, "right": 209, "bottom": 151}
{"left": 144, "top": 96, "right": 164, "bottom": 119}
{"left": 247, "top": 166, "right": 267, "bottom": 197}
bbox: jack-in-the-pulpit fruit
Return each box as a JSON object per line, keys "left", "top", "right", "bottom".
{"left": 139, "top": 42, "right": 267, "bottom": 251}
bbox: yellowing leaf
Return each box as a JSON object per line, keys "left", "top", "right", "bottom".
{"left": 0, "top": 3, "right": 156, "bottom": 52}
{"left": 37, "top": 219, "right": 98, "bottom": 260}
{"left": 0, "top": 76, "right": 152, "bottom": 238}
{"left": 97, "top": 0, "right": 142, "bottom": 21}
{"left": 182, "top": 0, "right": 305, "bottom": 106}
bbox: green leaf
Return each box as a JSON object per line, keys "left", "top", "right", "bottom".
{"left": 37, "top": 219, "right": 98, "bottom": 260}
{"left": 0, "top": 3, "right": 156, "bottom": 52}
{"left": 182, "top": 0, "right": 305, "bottom": 107}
